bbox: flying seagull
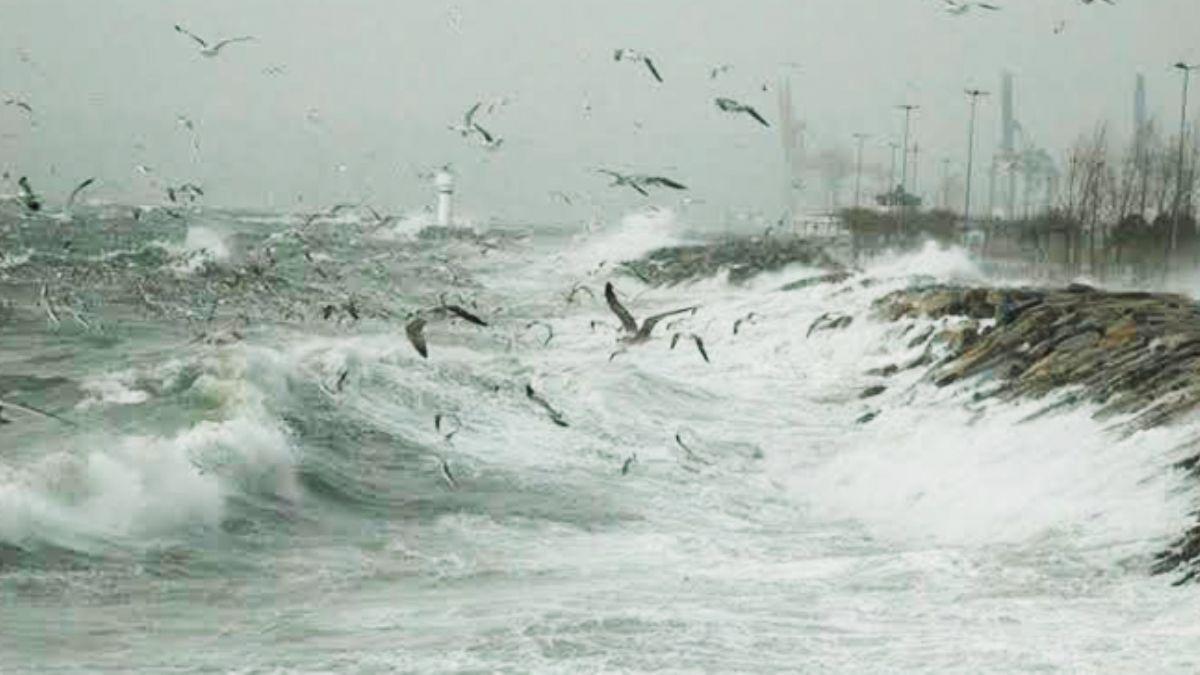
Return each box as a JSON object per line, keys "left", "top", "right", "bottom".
{"left": 670, "top": 332, "right": 710, "bottom": 363}
{"left": 176, "top": 116, "right": 200, "bottom": 154}
{"left": 449, "top": 102, "right": 504, "bottom": 149}
{"left": 605, "top": 282, "right": 697, "bottom": 349}
{"left": 450, "top": 102, "right": 483, "bottom": 137}
{"left": 434, "top": 413, "right": 462, "bottom": 441}
{"left": 17, "top": 176, "right": 40, "bottom": 212}
{"left": 405, "top": 318, "right": 429, "bottom": 358}
{"left": 709, "top": 64, "right": 734, "bottom": 80}
{"left": 472, "top": 122, "right": 503, "bottom": 150}
{"left": 0, "top": 397, "right": 76, "bottom": 427}
{"left": 525, "top": 384, "right": 569, "bottom": 427}
{"left": 732, "top": 312, "right": 759, "bottom": 335}
{"left": 174, "top": 24, "right": 255, "bottom": 57}
{"left": 66, "top": 177, "right": 96, "bottom": 210}
{"left": 715, "top": 98, "right": 770, "bottom": 127}
{"left": 613, "top": 48, "right": 663, "bottom": 83}
{"left": 548, "top": 190, "right": 574, "bottom": 206}
{"left": 403, "top": 301, "right": 489, "bottom": 359}
{"left": 566, "top": 283, "right": 596, "bottom": 304}
{"left": 4, "top": 98, "right": 32, "bottom": 115}
{"left": 941, "top": 0, "right": 1001, "bottom": 15}
{"left": 438, "top": 458, "right": 458, "bottom": 490}
{"left": 597, "top": 169, "right": 687, "bottom": 196}
{"left": 674, "top": 430, "right": 713, "bottom": 466}
{"left": 365, "top": 205, "right": 396, "bottom": 228}
{"left": 166, "top": 183, "right": 203, "bottom": 204}
{"left": 621, "top": 453, "right": 637, "bottom": 475}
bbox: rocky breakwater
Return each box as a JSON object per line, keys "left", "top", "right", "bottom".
{"left": 873, "top": 283, "right": 1200, "bottom": 585}
{"left": 621, "top": 235, "right": 845, "bottom": 286}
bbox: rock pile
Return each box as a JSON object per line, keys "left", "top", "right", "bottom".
{"left": 621, "top": 236, "right": 842, "bottom": 286}
{"left": 873, "top": 283, "right": 1200, "bottom": 584}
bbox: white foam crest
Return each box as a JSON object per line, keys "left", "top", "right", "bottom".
{"left": 577, "top": 266, "right": 1196, "bottom": 557}
{"left": 378, "top": 210, "right": 436, "bottom": 240}
{"left": 0, "top": 348, "right": 301, "bottom": 548}
{"left": 731, "top": 286, "right": 1199, "bottom": 554}
{"left": 864, "top": 240, "right": 984, "bottom": 284}
{"left": 182, "top": 225, "right": 231, "bottom": 262}
{"left": 558, "top": 207, "right": 691, "bottom": 275}
{"left": 0, "top": 434, "right": 220, "bottom": 545}
{"left": 0, "top": 248, "right": 32, "bottom": 269}
{"left": 75, "top": 370, "right": 150, "bottom": 410}
{"left": 236, "top": 212, "right": 297, "bottom": 226}
{"left": 794, "top": 396, "right": 1194, "bottom": 552}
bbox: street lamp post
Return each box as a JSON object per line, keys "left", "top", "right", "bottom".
{"left": 888, "top": 141, "right": 899, "bottom": 200}
{"left": 911, "top": 143, "right": 921, "bottom": 198}
{"left": 1170, "top": 63, "right": 1198, "bottom": 270}
{"left": 940, "top": 158, "right": 951, "bottom": 209}
{"left": 853, "top": 133, "right": 868, "bottom": 208}
{"left": 964, "top": 89, "right": 989, "bottom": 242}
{"left": 897, "top": 104, "right": 919, "bottom": 234}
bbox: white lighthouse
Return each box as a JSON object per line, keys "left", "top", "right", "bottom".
{"left": 435, "top": 169, "right": 455, "bottom": 227}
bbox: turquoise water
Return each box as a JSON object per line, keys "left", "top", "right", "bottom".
{"left": 2, "top": 206, "right": 1199, "bottom": 672}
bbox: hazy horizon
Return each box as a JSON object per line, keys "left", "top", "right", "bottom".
{"left": 1, "top": 0, "right": 1197, "bottom": 223}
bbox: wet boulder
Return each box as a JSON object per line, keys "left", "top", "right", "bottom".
{"left": 623, "top": 235, "right": 844, "bottom": 286}
{"left": 873, "top": 282, "right": 1200, "bottom": 585}
{"left": 859, "top": 385, "right": 887, "bottom": 399}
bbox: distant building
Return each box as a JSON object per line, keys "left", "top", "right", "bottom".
{"left": 791, "top": 212, "right": 845, "bottom": 238}
{"left": 875, "top": 186, "right": 922, "bottom": 209}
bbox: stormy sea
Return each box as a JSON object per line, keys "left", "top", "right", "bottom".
{"left": 2, "top": 204, "right": 1200, "bottom": 672}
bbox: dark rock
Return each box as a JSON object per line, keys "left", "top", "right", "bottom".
{"left": 859, "top": 385, "right": 886, "bottom": 399}
{"left": 866, "top": 364, "right": 899, "bottom": 377}
{"left": 875, "top": 282, "right": 1200, "bottom": 585}
{"left": 907, "top": 325, "right": 934, "bottom": 349}
{"left": 780, "top": 271, "right": 852, "bottom": 291}
{"left": 623, "top": 235, "right": 844, "bottom": 286}
{"left": 807, "top": 312, "right": 854, "bottom": 338}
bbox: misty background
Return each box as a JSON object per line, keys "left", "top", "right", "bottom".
{"left": 1, "top": 0, "right": 1197, "bottom": 225}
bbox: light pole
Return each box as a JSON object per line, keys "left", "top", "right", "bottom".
{"left": 964, "top": 89, "right": 988, "bottom": 241}
{"left": 853, "top": 133, "right": 868, "bottom": 208}
{"left": 911, "top": 143, "right": 921, "bottom": 199}
{"left": 897, "top": 105, "right": 919, "bottom": 195}
{"left": 1170, "top": 63, "right": 1198, "bottom": 265}
{"left": 896, "top": 104, "right": 919, "bottom": 235}
{"left": 888, "top": 141, "right": 900, "bottom": 200}
{"left": 940, "top": 158, "right": 951, "bottom": 209}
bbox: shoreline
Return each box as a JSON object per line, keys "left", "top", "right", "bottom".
{"left": 871, "top": 283, "right": 1200, "bottom": 584}
{"left": 622, "top": 237, "right": 1200, "bottom": 585}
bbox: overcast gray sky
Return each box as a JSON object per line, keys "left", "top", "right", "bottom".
{"left": 1, "top": 0, "right": 1197, "bottom": 223}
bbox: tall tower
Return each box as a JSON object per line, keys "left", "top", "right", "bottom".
{"left": 1000, "top": 71, "right": 1018, "bottom": 219}
{"left": 1134, "top": 73, "right": 1150, "bottom": 216}
{"left": 1001, "top": 71, "right": 1015, "bottom": 155}
{"left": 777, "top": 76, "right": 805, "bottom": 218}
{"left": 1135, "top": 73, "right": 1147, "bottom": 136}
{"left": 435, "top": 169, "right": 455, "bottom": 227}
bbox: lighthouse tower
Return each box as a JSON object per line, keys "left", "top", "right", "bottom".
{"left": 435, "top": 170, "right": 455, "bottom": 227}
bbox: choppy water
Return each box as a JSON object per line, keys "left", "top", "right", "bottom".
{"left": 2, "top": 206, "right": 1199, "bottom": 672}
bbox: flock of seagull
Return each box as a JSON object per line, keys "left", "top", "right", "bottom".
{"left": 3, "top": 21, "right": 779, "bottom": 219}
{"left": 1, "top": 2, "right": 1119, "bottom": 487}
{"left": 2, "top": 0, "right": 1107, "bottom": 211}
{"left": 408, "top": 274, "right": 713, "bottom": 490}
